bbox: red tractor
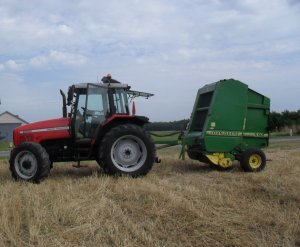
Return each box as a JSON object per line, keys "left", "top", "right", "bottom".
{"left": 9, "top": 75, "right": 156, "bottom": 182}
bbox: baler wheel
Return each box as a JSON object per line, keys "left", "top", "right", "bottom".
{"left": 98, "top": 124, "right": 156, "bottom": 177}
{"left": 240, "top": 148, "right": 266, "bottom": 172}
{"left": 186, "top": 149, "right": 199, "bottom": 160}
{"left": 9, "top": 142, "right": 51, "bottom": 182}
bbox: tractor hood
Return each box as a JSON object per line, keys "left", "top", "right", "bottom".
{"left": 13, "top": 118, "right": 71, "bottom": 146}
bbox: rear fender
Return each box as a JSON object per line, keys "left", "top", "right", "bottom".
{"left": 92, "top": 115, "right": 149, "bottom": 146}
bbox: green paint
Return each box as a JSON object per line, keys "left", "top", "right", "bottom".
{"left": 183, "top": 79, "right": 270, "bottom": 159}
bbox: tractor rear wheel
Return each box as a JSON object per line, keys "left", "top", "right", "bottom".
{"left": 98, "top": 124, "right": 155, "bottom": 177}
{"left": 96, "top": 157, "right": 104, "bottom": 168}
{"left": 9, "top": 142, "right": 51, "bottom": 182}
{"left": 240, "top": 148, "right": 266, "bottom": 172}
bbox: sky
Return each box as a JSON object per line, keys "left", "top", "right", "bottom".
{"left": 0, "top": 0, "right": 299, "bottom": 123}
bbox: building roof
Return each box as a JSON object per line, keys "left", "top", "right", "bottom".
{"left": 0, "top": 111, "right": 29, "bottom": 125}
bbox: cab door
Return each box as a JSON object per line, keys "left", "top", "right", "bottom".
{"left": 74, "top": 85, "right": 109, "bottom": 139}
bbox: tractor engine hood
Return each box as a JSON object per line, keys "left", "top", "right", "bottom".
{"left": 13, "top": 118, "right": 71, "bottom": 146}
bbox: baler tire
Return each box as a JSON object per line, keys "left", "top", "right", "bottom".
{"left": 186, "top": 149, "right": 199, "bottom": 160}
{"left": 240, "top": 148, "right": 266, "bottom": 172}
{"left": 98, "top": 124, "right": 156, "bottom": 177}
{"left": 9, "top": 142, "right": 51, "bottom": 183}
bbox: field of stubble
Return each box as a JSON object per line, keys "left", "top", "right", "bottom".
{"left": 0, "top": 141, "right": 299, "bottom": 247}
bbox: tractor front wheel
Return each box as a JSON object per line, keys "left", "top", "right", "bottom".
{"left": 240, "top": 148, "right": 266, "bottom": 172}
{"left": 98, "top": 124, "right": 155, "bottom": 177}
{"left": 9, "top": 142, "right": 51, "bottom": 182}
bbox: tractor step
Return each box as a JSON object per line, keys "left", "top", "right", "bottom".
{"left": 75, "top": 138, "right": 92, "bottom": 147}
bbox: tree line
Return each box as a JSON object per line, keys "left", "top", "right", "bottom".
{"left": 269, "top": 110, "right": 300, "bottom": 131}
{"left": 145, "top": 110, "right": 300, "bottom": 132}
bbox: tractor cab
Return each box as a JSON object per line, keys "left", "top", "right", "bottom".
{"left": 58, "top": 74, "right": 155, "bottom": 164}
{"left": 67, "top": 77, "right": 130, "bottom": 139}
{"left": 62, "top": 75, "right": 154, "bottom": 141}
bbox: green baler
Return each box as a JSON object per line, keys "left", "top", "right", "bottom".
{"left": 182, "top": 79, "right": 270, "bottom": 171}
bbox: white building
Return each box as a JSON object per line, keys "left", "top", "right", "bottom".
{"left": 0, "top": 111, "right": 28, "bottom": 142}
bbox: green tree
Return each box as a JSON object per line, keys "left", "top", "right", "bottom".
{"left": 269, "top": 111, "right": 284, "bottom": 131}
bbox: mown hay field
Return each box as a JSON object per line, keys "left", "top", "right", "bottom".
{"left": 0, "top": 141, "right": 299, "bottom": 247}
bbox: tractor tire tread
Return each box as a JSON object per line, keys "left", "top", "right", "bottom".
{"left": 9, "top": 142, "right": 51, "bottom": 182}
{"left": 98, "top": 124, "right": 155, "bottom": 176}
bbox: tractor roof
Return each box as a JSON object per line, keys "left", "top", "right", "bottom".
{"left": 73, "top": 83, "right": 154, "bottom": 98}
{"left": 73, "top": 82, "right": 129, "bottom": 89}
{"left": 71, "top": 75, "right": 154, "bottom": 99}
{"left": 74, "top": 75, "right": 129, "bottom": 89}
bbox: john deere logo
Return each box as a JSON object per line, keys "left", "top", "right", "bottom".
{"left": 206, "top": 131, "right": 268, "bottom": 138}
{"left": 206, "top": 131, "right": 242, "bottom": 137}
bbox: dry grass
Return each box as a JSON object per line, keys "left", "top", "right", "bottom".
{"left": 0, "top": 142, "right": 300, "bottom": 247}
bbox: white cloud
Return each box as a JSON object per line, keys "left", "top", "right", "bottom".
{"left": 49, "top": 50, "right": 87, "bottom": 66}
{"left": 29, "top": 50, "right": 88, "bottom": 68}
{"left": 57, "top": 24, "right": 73, "bottom": 35}
{"left": 0, "top": 51, "right": 88, "bottom": 72}
{"left": 5, "top": 60, "right": 24, "bottom": 71}
{"left": 29, "top": 56, "right": 49, "bottom": 68}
